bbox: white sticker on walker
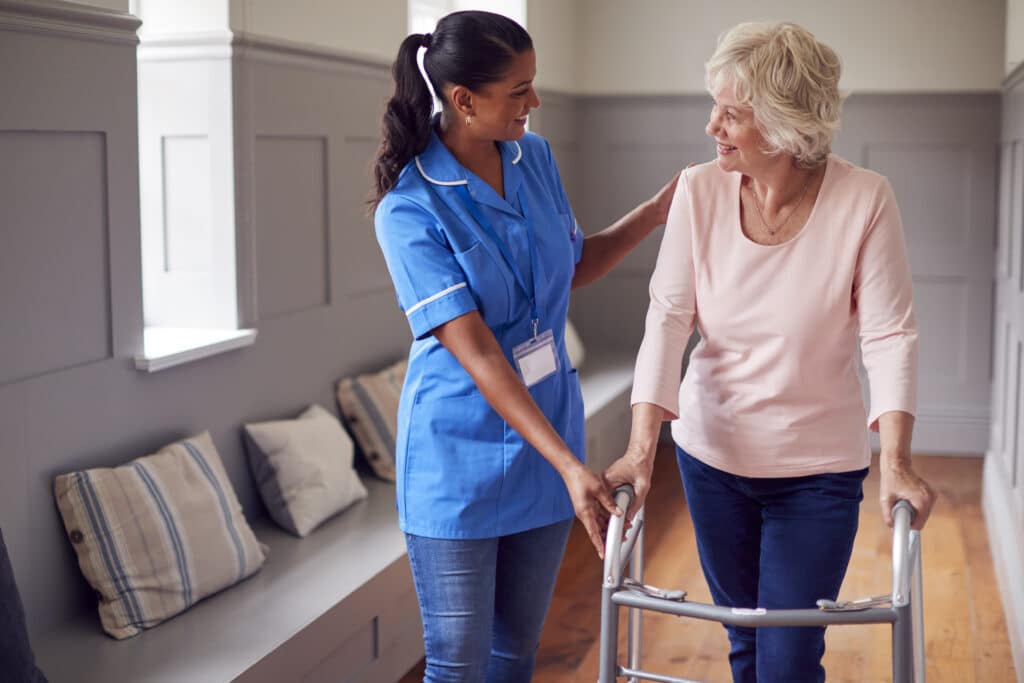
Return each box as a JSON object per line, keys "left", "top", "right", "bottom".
{"left": 513, "top": 329, "right": 559, "bottom": 387}
{"left": 731, "top": 607, "right": 767, "bottom": 616}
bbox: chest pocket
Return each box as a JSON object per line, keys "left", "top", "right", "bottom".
{"left": 454, "top": 240, "right": 511, "bottom": 326}
{"left": 530, "top": 210, "right": 576, "bottom": 296}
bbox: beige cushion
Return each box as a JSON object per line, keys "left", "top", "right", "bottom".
{"left": 565, "top": 318, "right": 587, "bottom": 369}
{"left": 244, "top": 404, "right": 368, "bottom": 537}
{"left": 53, "top": 432, "right": 267, "bottom": 640}
{"left": 336, "top": 359, "right": 407, "bottom": 481}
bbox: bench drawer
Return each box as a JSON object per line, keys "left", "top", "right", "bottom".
{"left": 238, "top": 557, "right": 421, "bottom": 683}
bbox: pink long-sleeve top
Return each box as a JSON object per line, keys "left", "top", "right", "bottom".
{"left": 631, "top": 155, "right": 918, "bottom": 477}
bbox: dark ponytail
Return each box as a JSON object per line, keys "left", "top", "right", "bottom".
{"left": 371, "top": 11, "right": 533, "bottom": 209}
{"left": 372, "top": 32, "right": 434, "bottom": 208}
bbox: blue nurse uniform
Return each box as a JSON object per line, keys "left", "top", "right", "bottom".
{"left": 374, "top": 127, "right": 585, "bottom": 539}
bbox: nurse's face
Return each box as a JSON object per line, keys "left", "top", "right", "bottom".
{"left": 469, "top": 49, "right": 541, "bottom": 141}
{"left": 705, "top": 78, "right": 769, "bottom": 175}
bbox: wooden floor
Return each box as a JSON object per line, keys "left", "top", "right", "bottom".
{"left": 400, "top": 447, "right": 1017, "bottom": 682}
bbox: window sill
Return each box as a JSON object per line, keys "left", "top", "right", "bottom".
{"left": 135, "top": 327, "right": 257, "bottom": 373}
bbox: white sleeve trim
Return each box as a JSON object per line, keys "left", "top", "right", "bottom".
{"left": 405, "top": 282, "right": 468, "bottom": 316}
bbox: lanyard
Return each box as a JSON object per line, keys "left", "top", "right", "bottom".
{"left": 453, "top": 184, "right": 542, "bottom": 337}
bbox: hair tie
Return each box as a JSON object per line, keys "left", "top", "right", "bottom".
{"left": 421, "top": 32, "right": 433, "bottom": 49}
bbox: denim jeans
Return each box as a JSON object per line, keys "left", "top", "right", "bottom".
{"left": 405, "top": 518, "right": 573, "bottom": 683}
{"left": 676, "top": 447, "right": 867, "bottom": 683}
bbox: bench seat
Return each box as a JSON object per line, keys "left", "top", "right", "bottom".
{"left": 578, "top": 350, "right": 635, "bottom": 473}
{"left": 35, "top": 476, "right": 422, "bottom": 683}
{"left": 34, "top": 350, "right": 636, "bottom": 683}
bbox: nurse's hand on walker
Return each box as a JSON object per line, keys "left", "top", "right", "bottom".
{"left": 431, "top": 310, "right": 622, "bottom": 559}
{"left": 562, "top": 461, "right": 621, "bottom": 559}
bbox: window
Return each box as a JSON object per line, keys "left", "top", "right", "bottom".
{"left": 131, "top": 0, "right": 256, "bottom": 371}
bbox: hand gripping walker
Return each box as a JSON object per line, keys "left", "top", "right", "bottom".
{"left": 598, "top": 485, "right": 926, "bottom": 683}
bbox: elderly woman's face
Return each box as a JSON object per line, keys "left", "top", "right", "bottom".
{"left": 705, "top": 80, "right": 767, "bottom": 174}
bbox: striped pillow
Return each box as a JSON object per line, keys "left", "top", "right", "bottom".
{"left": 53, "top": 432, "right": 267, "bottom": 640}
{"left": 336, "top": 359, "right": 407, "bottom": 481}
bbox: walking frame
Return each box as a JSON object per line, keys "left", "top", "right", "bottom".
{"left": 598, "top": 486, "right": 926, "bottom": 683}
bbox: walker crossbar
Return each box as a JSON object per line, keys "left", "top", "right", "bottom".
{"left": 598, "top": 486, "right": 926, "bottom": 683}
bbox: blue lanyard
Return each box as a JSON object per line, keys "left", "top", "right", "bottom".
{"left": 454, "top": 184, "right": 542, "bottom": 336}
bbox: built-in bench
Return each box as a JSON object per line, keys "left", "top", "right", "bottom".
{"left": 33, "top": 351, "right": 636, "bottom": 683}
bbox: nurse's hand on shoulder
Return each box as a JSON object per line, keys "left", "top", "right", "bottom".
{"left": 563, "top": 463, "right": 621, "bottom": 559}
{"left": 644, "top": 171, "right": 681, "bottom": 226}
{"left": 643, "top": 163, "right": 700, "bottom": 227}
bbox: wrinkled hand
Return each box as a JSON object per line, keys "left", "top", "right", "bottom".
{"left": 564, "top": 464, "right": 621, "bottom": 559}
{"left": 602, "top": 450, "right": 654, "bottom": 523}
{"left": 879, "top": 458, "right": 936, "bottom": 530}
{"left": 646, "top": 171, "right": 681, "bottom": 226}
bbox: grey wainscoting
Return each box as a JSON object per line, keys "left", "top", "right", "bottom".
{"left": 984, "top": 64, "right": 1024, "bottom": 678}
{"left": 533, "top": 91, "right": 1000, "bottom": 456}
{"left": 0, "top": 2, "right": 1004, "bottom": 660}
{"left": 1, "top": 9, "right": 414, "bottom": 644}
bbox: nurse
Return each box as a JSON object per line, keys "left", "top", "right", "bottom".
{"left": 371, "top": 10, "right": 677, "bottom": 683}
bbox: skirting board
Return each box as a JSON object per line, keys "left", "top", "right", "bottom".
{"left": 982, "top": 452, "right": 1024, "bottom": 681}
{"left": 909, "top": 411, "right": 990, "bottom": 455}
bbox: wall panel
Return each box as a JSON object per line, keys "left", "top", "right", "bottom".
{"left": 0, "top": 130, "right": 112, "bottom": 384}
{"left": 253, "top": 135, "right": 330, "bottom": 319}
{"left": 983, "top": 63, "right": 1024, "bottom": 677}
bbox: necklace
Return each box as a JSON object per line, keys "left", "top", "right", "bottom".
{"left": 748, "top": 170, "right": 815, "bottom": 235}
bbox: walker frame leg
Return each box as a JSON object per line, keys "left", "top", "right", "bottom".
{"left": 599, "top": 583, "right": 620, "bottom": 683}
{"left": 911, "top": 531, "right": 926, "bottom": 682}
{"left": 893, "top": 603, "right": 913, "bottom": 683}
{"left": 627, "top": 509, "right": 645, "bottom": 683}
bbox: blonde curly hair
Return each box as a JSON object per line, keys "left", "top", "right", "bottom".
{"left": 705, "top": 22, "right": 844, "bottom": 168}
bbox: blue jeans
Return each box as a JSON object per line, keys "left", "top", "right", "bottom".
{"left": 405, "top": 519, "right": 573, "bottom": 683}
{"left": 676, "top": 447, "right": 867, "bottom": 683}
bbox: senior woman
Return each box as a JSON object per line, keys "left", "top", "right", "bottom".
{"left": 604, "top": 22, "right": 936, "bottom": 682}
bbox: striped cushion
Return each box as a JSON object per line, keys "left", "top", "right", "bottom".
{"left": 53, "top": 432, "right": 267, "bottom": 640}
{"left": 336, "top": 359, "right": 407, "bottom": 481}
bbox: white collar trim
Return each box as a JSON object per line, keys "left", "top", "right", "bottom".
{"left": 415, "top": 140, "right": 522, "bottom": 186}
{"left": 415, "top": 156, "right": 468, "bottom": 186}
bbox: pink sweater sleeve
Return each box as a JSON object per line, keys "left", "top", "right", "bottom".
{"left": 855, "top": 179, "right": 919, "bottom": 431}
{"left": 631, "top": 170, "right": 697, "bottom": 419}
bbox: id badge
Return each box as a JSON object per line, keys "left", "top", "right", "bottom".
{"left": 513, "top": 329, "right": 559, "bottom": 387}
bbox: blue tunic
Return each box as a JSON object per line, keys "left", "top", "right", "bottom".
{"left": 374, "top": 128, "right": 585, "bottom": 539}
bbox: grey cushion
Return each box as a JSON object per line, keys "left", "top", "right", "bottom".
{"left": 244, "top": 405, "right": 368, "bottom": 537}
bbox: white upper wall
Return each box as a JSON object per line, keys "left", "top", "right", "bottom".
{"left": 121, "top": 0, "right": 1008, "bottom": 91}
{"left": 133, "top": 0, "right": 230, "bottom": 36}
{"left": 230, "top": 0, "right": 406, "bottom": 63}
{"left": 576, "top": 0, "right": 1006, "bottom": 95}
{"left": 226, "top": 0, "right": 579, "bottom": 88}
{"left": 1009, "top": 0, "right": 1024, "bottom": 76}
{"left": 528, "top": 0, "right": 578, "bottom": 92}
{"left": 68, "top": 0, "right": 130, "bottom": 11}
